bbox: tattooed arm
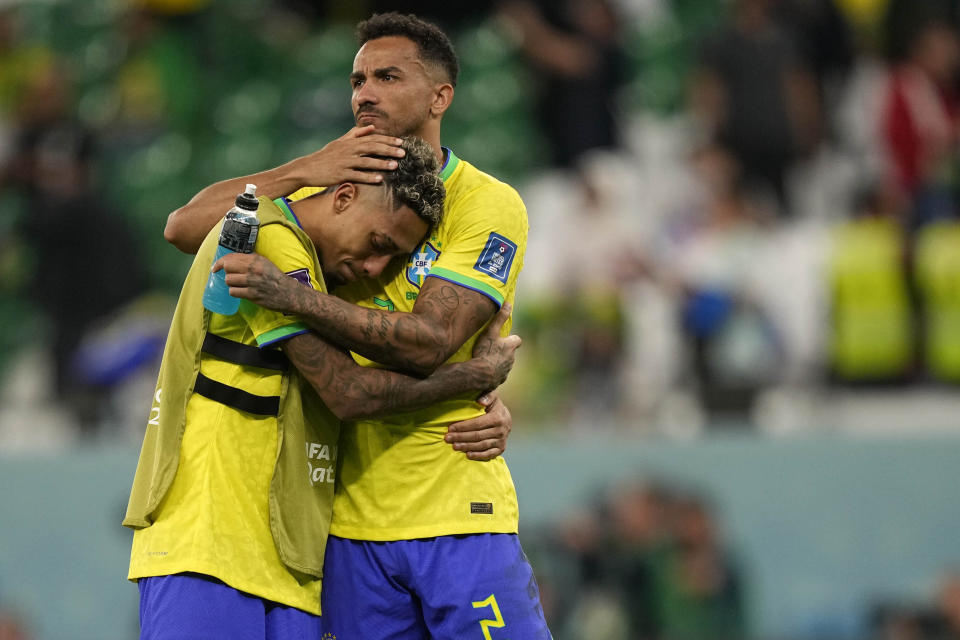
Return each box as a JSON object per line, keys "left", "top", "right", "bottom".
{"left": 217, "top": 252, "right": 497, "bottom": 376}
{"left": 283, "top": 303, "right": 517, "bottom": 421}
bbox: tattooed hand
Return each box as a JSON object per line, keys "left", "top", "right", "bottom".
{"left": 470, "top": 303, "right": 521, "bottom": 389}
{"left": 214, "top": 252, "right": 306, "bottom": 314}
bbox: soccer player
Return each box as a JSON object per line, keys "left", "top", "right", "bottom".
{"left": 124, "top": 136, "right": 522, "bottom": 640}
{"left": 166, "top": 12, "right": 552, "bottom": 638}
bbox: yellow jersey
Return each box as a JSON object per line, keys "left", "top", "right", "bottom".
{"left": 293, "top": 149, "right": 529, "bottom": 540}
{"left": 128, "top": 198, "right": 335, "bottom": 614}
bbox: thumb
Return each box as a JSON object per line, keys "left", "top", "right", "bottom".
{"left": 485, "top": 302, "right": 513, "bottom": 336}
{"left": 502, "top": 335, "right": 522, "bottom": 351}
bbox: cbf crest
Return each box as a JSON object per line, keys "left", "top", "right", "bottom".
{"left": 406, "top": 241, "right": 440, "bottom": 288}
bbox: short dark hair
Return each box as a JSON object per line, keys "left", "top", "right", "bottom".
{"left": 356, "top": 12, "right": 459, "bottom": 87}
{"left": 382, "top": 136, "right": 444, "bottom": 228}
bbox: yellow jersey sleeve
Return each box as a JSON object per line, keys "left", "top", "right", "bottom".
{"left": 238, "top": 223, "right": 321, "bottom": 347}
{"left": 426, "top": 183, "right": 527, "bottom": 308}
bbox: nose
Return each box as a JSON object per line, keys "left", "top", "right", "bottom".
{"left": 362, "top": 254, "right": 392, "bottom": 278}
{"left": 354, "top": 81, "right": 378, "bottom": 108}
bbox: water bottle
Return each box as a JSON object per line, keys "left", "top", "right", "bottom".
{"left": 202, "top": 184, "right": 260, "bottom": 315}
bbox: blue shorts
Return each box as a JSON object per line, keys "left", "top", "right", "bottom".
{"left": 138, "top": 573, "right": 321, "bottom": 640}
{"left": 320, "top": 533, "right": 552, "bottom": 639}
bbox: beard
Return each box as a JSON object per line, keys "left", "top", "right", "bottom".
{"left": 354, "top": 107, "right": 429, "bottom": 137}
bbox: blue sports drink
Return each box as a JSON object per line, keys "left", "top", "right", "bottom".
{"left": 202, "top": 184, "right": 260, "bottom": 315}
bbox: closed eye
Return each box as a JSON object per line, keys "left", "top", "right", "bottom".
{"left": 371, "top": 234, "right": 397, "bottom": 255}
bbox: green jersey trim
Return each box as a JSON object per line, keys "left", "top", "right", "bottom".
{"left": 427, "top": 267, "right": 504, "bottom": 307}
{"left": 273, "top": 198, "right": 301, "bottom": 228}
{"left": 257, "top": 323, "right": 309, "bottom": 347}
{"left": 439, "top": 148, "right": 460, "bottom": 183}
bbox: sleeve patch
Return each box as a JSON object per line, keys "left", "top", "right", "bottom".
{"left": 286, "top": 268, "right": 312, "bottom": 288}
{"left": 473, "top": 232, "right": 517, "bottom": 284}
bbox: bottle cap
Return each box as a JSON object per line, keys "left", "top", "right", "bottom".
{"left": 235, "top": 184, "right": 259, "bottom": 211}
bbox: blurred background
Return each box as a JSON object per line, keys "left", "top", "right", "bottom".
{"left": 1, "top": 0, "right": 960, "bottom": 638}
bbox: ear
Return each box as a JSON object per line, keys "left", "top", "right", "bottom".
{"left": 430, "top": 83, "right": 454, "bottom": 118}
{"left": 332, "top": 182, "right": 357, "bottom": 214}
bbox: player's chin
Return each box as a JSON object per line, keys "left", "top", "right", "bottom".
{"left": 359, "top": 119, "right": 400, "bottom": 137}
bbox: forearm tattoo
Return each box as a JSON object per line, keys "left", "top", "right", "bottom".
{"left": 285, "top": 333, "right": 495, "bottom": 419}
{"left": 293, "top": 281, "right": 495, "bottom": 374}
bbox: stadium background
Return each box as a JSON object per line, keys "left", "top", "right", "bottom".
{"left": 1, "top": 0, "right": 960, "bottom": 638}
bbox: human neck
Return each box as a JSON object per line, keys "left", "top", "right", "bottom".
{"left": 409, "top": 121, "right": 444, "bottom": 165}
{"left": 288, "top": 192, "right": 330, "bottom": 249}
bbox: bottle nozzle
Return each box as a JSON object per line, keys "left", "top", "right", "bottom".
{"left": 235, "top": 184, "right": 260, "bottom": 211}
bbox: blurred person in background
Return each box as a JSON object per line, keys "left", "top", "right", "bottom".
{"left": 0, "top": 6, "right": 52, "bottom": 162}
{"left": 111, "top": 5, "right": 205, "bottom": 140}
{"left": 532, "top": 479, "right": 748, "bottom": 640}
{"left": 497, "top": 0, "right": 625, "bottom": 199}
{"left": 690, "top": 0, "right": 821, "bottom": 215}
{"left": 0, "top": 607, "right": 31, "bottom": 640}
{"left": 604, "top": 479, "right": 675, "bottom": 638}
{"left": 2, "top": 59, "right": 149, "bottom": 435}
{"left": 773, "top": 0, "right": 856, "bottom": 131}
{"left": 868, "top": 569, "right": 960, "bottom": 639}
{"left": 655, "top": 492, "right": 747, "bottom": 639}
{"left": 879, "top": 19, "right": 960, "bottom": 229}
{"left": 883, "top": 0, "right": 960, "bottom": 66}
{"left": 828, "top": 181, "right": 914, "bottom": 384}
{"left": 913, "top": 210, "right": 960, "bottom": 384}
{"left": 871, "top": 604, "right": 932, "bottom": 640}
{"left": 935, "top": 569, "right": 960, "bottom": 638}
{"left": 656, "top": 145, "right": 784, "bottom": 421}
{"left": 543, "top": 504, "right": 618, "bottom": 638}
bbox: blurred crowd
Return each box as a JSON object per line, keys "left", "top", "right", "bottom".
{"left": 1, "top": 0, "right": 959, "bottom": 434}
{"left": 507, "top": 0, "right": 960, "bottom": 434}
{"left": 529, "top": 478, "right": 748, "bottom": 639}
{"left": 528, "top": 475, "right": 960, "bottom": 640}
{"left": 872, "top": 570, "right": 960, "bottom": 640}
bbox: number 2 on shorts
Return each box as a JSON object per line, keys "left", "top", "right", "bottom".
{"left": 471, "top": 593, "right": 505, "bottom": 640}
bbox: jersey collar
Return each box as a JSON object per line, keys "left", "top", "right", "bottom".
{"left": 439, "top": 147, "right": 459, "bottom": 183}
{"left": 274, "top": 197, "right": 303, "bottom": 229}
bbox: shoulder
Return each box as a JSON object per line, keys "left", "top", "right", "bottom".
{"left": 258, "top": 222, "right": 301, "bottom": 246}
{"left": 445, "top": 158, "right": 526, "bottom": 214}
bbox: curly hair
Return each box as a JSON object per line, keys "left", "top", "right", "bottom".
{"left": 381, "top": 136, "right": 444, "bottom": 229}
{"left": 356, "top": 12, "right": 459, "bottom": 87}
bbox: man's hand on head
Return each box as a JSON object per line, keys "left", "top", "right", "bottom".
{"left": 213, "top": 252, "right": 306, "bottom": 314}
{"left": 299, "top": 125, "right": 406, "bottom": 187}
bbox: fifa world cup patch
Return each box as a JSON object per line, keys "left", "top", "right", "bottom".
{"left": 473, "top": 232, "right": 517, "bottom": 284}
{"left": 285, "top": 268, "right": 312, "bottom": 287}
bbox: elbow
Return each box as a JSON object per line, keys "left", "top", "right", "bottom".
{"left": 327, "top": 400, "right": 373, "bottom": 422}
{"left": 404, "top": 360, "right": 439, "bottom": 378}
{"left": 164, "top": 208, "right": 198, "bottom": 254}
{"left": 320, "top": 392, "right": 375, "bottom": 421}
